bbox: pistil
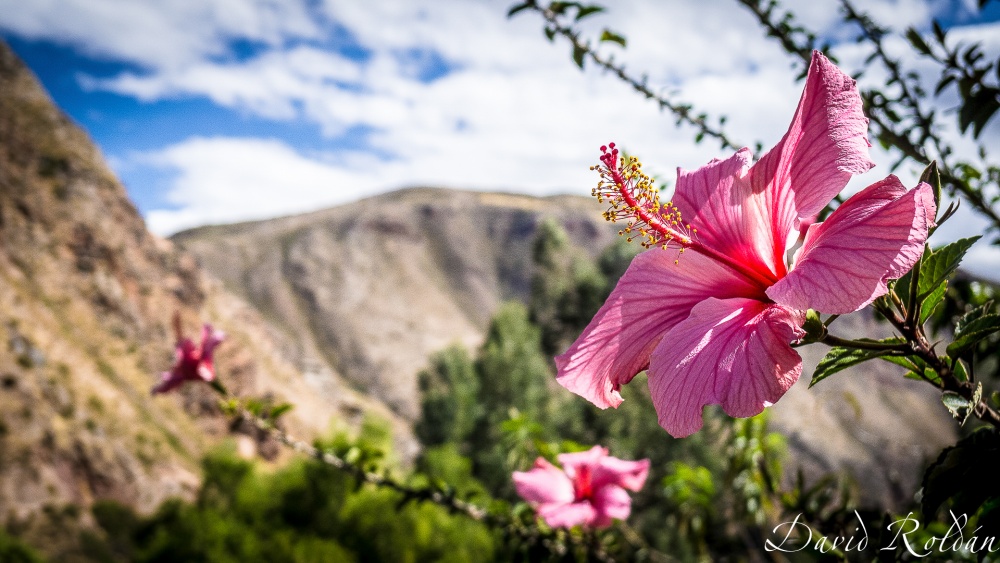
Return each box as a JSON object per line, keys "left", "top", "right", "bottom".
{"left": 592, "top": 143, "right": 778, "bottom": 290}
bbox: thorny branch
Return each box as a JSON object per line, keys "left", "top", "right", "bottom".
{"left": 238, "top": 406, "right": 490, "bottom": 520}
{"left": 880, "top": 300, "right": 1000, "bottom": 429}
{"left": 230, "top": 401, "right": 625, "bottom": 562}
{"left": 837, "top": 0, "right": 1000, "bottom": 235}
{"left": 516, "top": 0, "right": 751, "bottom": 155}
{"left": 737, "top": 0, "right": 1000, "bottom": 236}
{"left": 524, "top": 0, "right": 1000, "bottom": 235}
{"left": 818, "top": 299, "right": 1000, "bottom": 430}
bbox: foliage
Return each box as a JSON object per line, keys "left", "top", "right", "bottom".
{"left": 0, "top": 530, "right": 44, "bottom": 563}
{"left": 416, "top": 345, "right": 480, "bottom": 448}
{"left": 78, "top": 439, "right": 495, "bottom": 563}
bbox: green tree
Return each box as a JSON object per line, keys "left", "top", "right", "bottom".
{"left": 476, "top": 302, "right": 551, "bottom": 423}
{"left": 0, "top": 531, "right": 44, "bottom": 563}
{"left": 415, "top": 345, "right": 480, "bottom": 448}
{"left": 82, "top": 437, "right": 495, "bottom": 563}
{"left": 530, "top": 218, "right": 576, "bottom": 356}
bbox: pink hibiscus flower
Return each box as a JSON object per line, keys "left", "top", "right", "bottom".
{"left": 152, "top": 316, "right": 225, "bottom": 395}
{"left": 556, "top": 51, "right": 936, "bottom": 437}
{"left": 513, "top": 446, "right": 650, "bottom": 529}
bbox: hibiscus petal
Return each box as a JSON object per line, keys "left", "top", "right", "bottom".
{"left": 557, "top": 446, "right": 606, "bottom": 482}
{"left": 555, "top": 249, "right": 761, "bottom": 408}
{"left": 672, "top": 149, "right": 780, "bottom": 279}
{"left": 151, "top": 371, "right": 183, "bottom": 395}
{"left": 648, "top": 298, "right": 804, "bottom": 437}
{"left": 594, "top": 457, "right": 650, "bottom": 492}
{"left": 176, "top": 338, "right": 196, "bottom": 362}
{"left": 197, "top": 361, "right": 216, "bottom": 382}
{"left": 591, "top": 485, "right": 632, "bottom": 528}
{"left": 747, "top": 51, "right": 874, "bottom": 270}
{"left": 199, "top": 324, "right": 225, "bottom": 360}
{"left": 766, "top": 176, "right": 935, "bottom": 314}
{"left": 513, "top": 459, "right": 575, "bottom": 506}
{"left": 538, "top": 501, "right": 598, "bottom": 529}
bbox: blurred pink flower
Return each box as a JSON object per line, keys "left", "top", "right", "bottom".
{"left": 152, "top": 316, "right": 225, "bottom": 395}
{"left": 556, "top": 52, "right": 936, "bottom": 437}
{"left": 513, "top": 446, "right": 649, "bottom": 529}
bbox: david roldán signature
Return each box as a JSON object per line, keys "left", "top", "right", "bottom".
{"left": 765, "top": 511, "right": 1000, "bottom": 556}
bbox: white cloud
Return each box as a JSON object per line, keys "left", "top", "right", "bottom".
{"left": 82, "top": 46, "right": 364, "bottom": 127}
{"left": 2, "top": 0, "right": 998, "bottom": 273}
{"left": 0, "top": 0, "right": 321, "bottom": 70}
{"left": 142, "top": 137, "right": 364, "bottom": 234}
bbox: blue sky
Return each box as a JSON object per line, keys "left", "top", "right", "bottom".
{"left": 1, "top": 0, "right": 999, "bottom": 280}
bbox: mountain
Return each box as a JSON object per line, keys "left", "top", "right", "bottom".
{"left": 0, "top": 40, "right": 398, "bottom": 550}
{"left": 174, "top": 188, "right": 957, "bottom": 509}
{"left": 172, "top": 189, "right": 618, "bottom": 420}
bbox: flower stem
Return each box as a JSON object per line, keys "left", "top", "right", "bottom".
{"left": 819, "top": 333, "right": 910, "bottom": 352}
{"left": 871, "top": 300, "right": 1000, "bottom": 430}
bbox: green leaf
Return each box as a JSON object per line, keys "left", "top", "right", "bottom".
{"left": 548, "top": 1, "right": 575, "bottom": 15}
{"left": 918, "top": 161, "right": 942, "bottom": 211}
{"left": 574, "top": 4, "right": 604, "bottom": 20}
{"left": 931, "top": 201, "right": 960, "bottom": 236}
{"left": 893, "top": 268, "right": 914, "bottom": 309}
{"left": 209, "top": 379, "right": 229, "bottom": 396}
{"left": 947, "top": 313, "right": 1000, "bottom": 358}
{"left": 506, "top": 2, "right": 533, "bottom": 17}
{"left": 942, "top": 387, "right": 979, "bottom": 426}
{"left": 903, "top": 368, "right": 943, "bottom": 386}
{"left": 920, "top": 281, "right": 948, "bottom": 324}
{"left": 905, "top": 28, "right": 932, "bottom": 55}
{"left": 245, "top": 399, "right": 264, "bottom": 416}
{"left": 958, "top": 88, "right": 1000, "bottom": 138}
{"left": 543, "top": 27, "right": 556, "bottom": 42}
{"left": 957, "top": 162, "right": 982, "bottom": 181}
{"left": 953, "top": 358, "right": 970, "bottom": 383}
{"left": 599, "top": 29, "right": 626, "bottom": 48}
{"left": 917, "top": 236, "right": 981, "bottom": 300}
{"left": 957, "top": 300, "right": 995, "bottom": 332}
{"left": 220, "top": 398, "right": 240, "bottom": 416}
{"left": 880, "top": 355, "right": 942, "bottom": 385}
{"left": 269, "top": 403, "right": 294, "bottom": 420}
{"left": 932, "top": 20, "right": 946, "bottom": 44}
{"left": 344, "top": 446, "right": 362, "bottom": 465}
{"left": 922, "top": 428, "right": 1000, "bottom": 519}
{"left": 571, "top": 43, "right": 586, "bottom": 68}
{"left": 881, "top": 354, "right": 922, "bottom": 372}
{"left": 811, "top": 339, "right": 905, "bottom": 387}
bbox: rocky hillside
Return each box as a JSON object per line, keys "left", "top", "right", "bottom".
{"left": 0, "top": 39, "right": 396, "bottom": 546}
{"left": 172, "top": 189, "right": 618, "bottom": 420}
{"left": 174, "top": 187, "right": 958, "bottom": 509}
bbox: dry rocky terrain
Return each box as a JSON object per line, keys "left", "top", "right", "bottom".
{"left": 0, "top": 40, "right": 395, "bottom": 549}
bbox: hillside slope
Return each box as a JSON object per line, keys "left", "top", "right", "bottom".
{"left": 0, "top": 40, "right": 395, "bottom": 545}
{"left": 172, "top": 189, "right": 618, "bottom": 419}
